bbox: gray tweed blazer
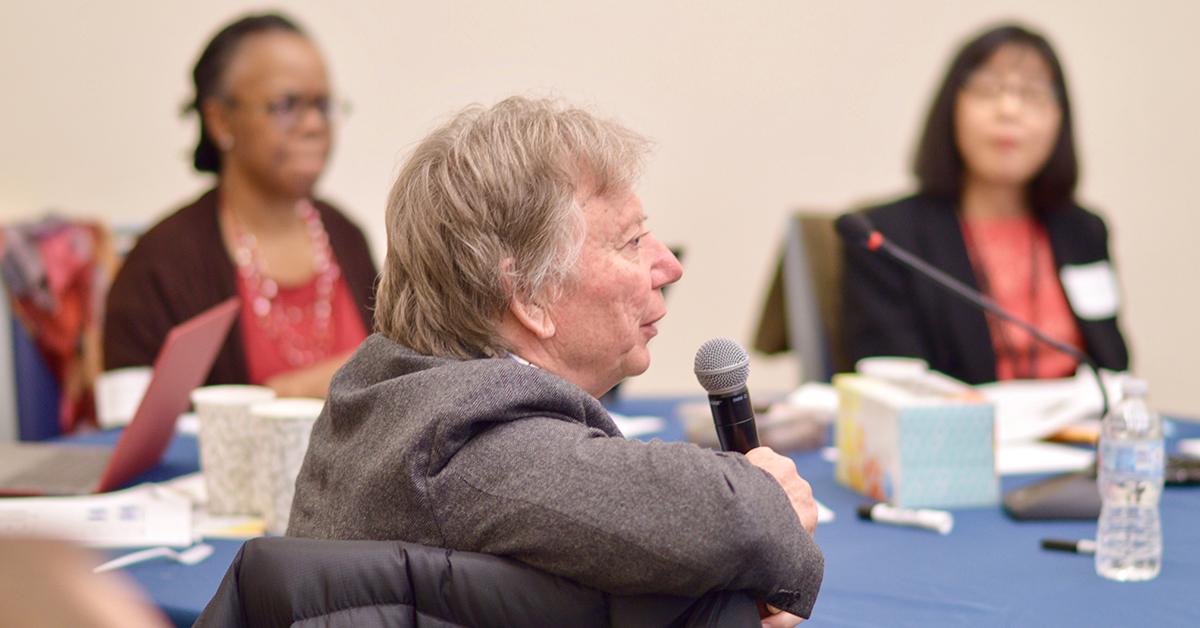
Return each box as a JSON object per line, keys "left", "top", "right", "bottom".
{"left": 288, "top": 334, "right": 823, "bottom": 616}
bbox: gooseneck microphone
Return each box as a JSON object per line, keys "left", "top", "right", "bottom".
{"left": 834, "top": 212, "right": 1110, "bottom": 419}
{"left": 694, "top": 338, "right": 760, "bottom": 454}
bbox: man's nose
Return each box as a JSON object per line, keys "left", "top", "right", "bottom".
{"left": 651, "top": 237, "right": 683, "bottom": 289}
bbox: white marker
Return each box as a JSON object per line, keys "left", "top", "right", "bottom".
{"left": 856, "top": 503, "right": 954, "bottom": 535}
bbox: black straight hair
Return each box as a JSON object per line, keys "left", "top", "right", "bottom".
{"left": 187, "top": 13, "right": 305, "bottom": 174}
{"left": 913, "top": 23, "right": 1078, "bottom": 213}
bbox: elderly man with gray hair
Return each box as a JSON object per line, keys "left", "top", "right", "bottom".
{"left": 288, "top": 97, "right": 823, "bottom": 623}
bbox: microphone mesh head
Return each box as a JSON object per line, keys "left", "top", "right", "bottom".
{"left": 694, "top": 337, "right": 750, "bottom": 395}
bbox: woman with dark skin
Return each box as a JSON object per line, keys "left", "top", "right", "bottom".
{"left": 105, "top": 14, "right": 376, "bottom": 398}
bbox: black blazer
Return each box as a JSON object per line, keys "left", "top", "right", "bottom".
{"left": 840, "top": 194, "right": 1129, "bottom": 384}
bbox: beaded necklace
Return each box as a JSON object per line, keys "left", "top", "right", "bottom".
{"left": 226, "top": 199, "right": 341, "bottom": 368}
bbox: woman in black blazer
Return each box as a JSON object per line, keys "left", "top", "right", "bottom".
{"left": 841, "top": 23, "right": 1129, "bottom": 384}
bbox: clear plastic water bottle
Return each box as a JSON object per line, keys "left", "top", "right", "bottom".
{"left": 1095, "top": 377, "right": 1163, "bottom": 581}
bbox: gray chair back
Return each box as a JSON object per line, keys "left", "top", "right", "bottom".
{"left": 753, "top": 211, "right": 849, "bottom": 381}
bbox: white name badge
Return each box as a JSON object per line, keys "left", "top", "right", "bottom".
{"left": 1059, "top": 261, "right": 1120, "bottom": 320}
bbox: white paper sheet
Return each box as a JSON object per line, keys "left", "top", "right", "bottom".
{"left": 977, "top": 369, "right": 1123, "bottom": 444}
{"left": 995, "top": 442, "right": 1094, "bottom": 476}
{"left": 157, "top": 472, "right": 264, "bottom": 539}
{"left": 0, "top": 484, "right": 192, "bottom": 548}
{"left": 609, "top": 411, "right": 666, "bottom": 438}
{"left": 816, "top": 499, "right": 835, "bottom": 524}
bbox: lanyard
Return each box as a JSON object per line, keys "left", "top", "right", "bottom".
{"left": 959, "top": 216, "right": 1041, "bottom": 379}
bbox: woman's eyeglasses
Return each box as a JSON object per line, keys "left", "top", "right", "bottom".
{"left": 225, "top": 93, "right": 352, "bottom": 130}
{"left": 960, "top": 73, "right": 1058, "bottom": 109}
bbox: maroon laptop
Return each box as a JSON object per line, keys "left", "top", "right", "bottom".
{"left": 0, "top": 298, "right": 239, "bottom": 495}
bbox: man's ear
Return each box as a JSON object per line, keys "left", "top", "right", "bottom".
{"left": 500, "top": 257, "right": 556, "bottom": 340}
{"left": 508, "top": 294, "right": 556, "bottom": 340}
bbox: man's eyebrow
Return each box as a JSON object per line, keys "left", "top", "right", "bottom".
{"left": 621, "top": 215, "right": 648, "bottom": 236}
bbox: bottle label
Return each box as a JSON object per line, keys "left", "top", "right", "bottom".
{"left": 1099, "top": 439, "right": 1164, "bottom": 478}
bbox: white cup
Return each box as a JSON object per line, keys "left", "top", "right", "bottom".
{"left": 250, "top": 398, "right": 324, "bottom": 535}
{"left": 191, "top": 385, "right": 276, "bottom": 515}
{"left": 95, "top": 367, "right": 152, "bottom": 429}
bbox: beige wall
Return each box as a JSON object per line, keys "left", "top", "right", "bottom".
{"left": 2, "top": 1, "right": 1197, "bottom": 415}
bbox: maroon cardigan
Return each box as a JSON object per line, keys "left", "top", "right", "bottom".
{"left": 103, "top": 188, "right": 378, "bottom": 385}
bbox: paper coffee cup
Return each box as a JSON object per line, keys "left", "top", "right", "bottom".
{"left": 250, "top": 398, "right": 324, "bottom": 535}
{"left": 191, "top": 385, "right": 276, "bottom": 515}
{"left": 95, "top": 367, "right": 152, "bottom": 429}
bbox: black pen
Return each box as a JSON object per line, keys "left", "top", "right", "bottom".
{"left": 1040, "top": 538, "right": 1096, "bottom": 555}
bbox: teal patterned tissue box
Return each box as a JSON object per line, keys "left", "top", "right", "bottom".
{"left": 835, "top": 374, "right": 998, "bottom": 509}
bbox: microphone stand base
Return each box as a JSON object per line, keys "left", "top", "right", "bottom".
{"left": 1003, "top": 470, "right": 1101, "bottom": 521}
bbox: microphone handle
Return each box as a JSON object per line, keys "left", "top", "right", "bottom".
{"left": 709, "top": 389, "right": 760, "bottom": 454}
{"left": 878, "top": 240, "right": 1111, "bottom": 419}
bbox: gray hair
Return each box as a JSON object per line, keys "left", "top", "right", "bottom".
{"left": 375, "top": 96, "right": 651, "bottom": 358}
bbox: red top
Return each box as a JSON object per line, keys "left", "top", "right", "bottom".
{"left": 236, "top": 272, "right": 367, "bottom": 385}
{"left": 961, "top": 215, "right": 1085, "bottom": 380}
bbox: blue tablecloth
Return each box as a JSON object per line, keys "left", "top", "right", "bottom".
{"left": 76, "top": 399, "right": 1200, "bottom": 627}
{"left": 63, "top": 430, "right": 245, "bottom": 627}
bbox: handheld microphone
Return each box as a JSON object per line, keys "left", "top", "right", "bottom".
{"left": 835, "top": 213, "right": 1110, "bottom": 419}
{"left": 694, "top": 338, "right": 760, "bottom": 454}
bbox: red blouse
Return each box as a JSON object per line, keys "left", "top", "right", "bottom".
{"left": 961, "top": 215, "right": 1085, "bottom": 380}
{"left": 236, "top": 272, "right": 367, "bottom": 385}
